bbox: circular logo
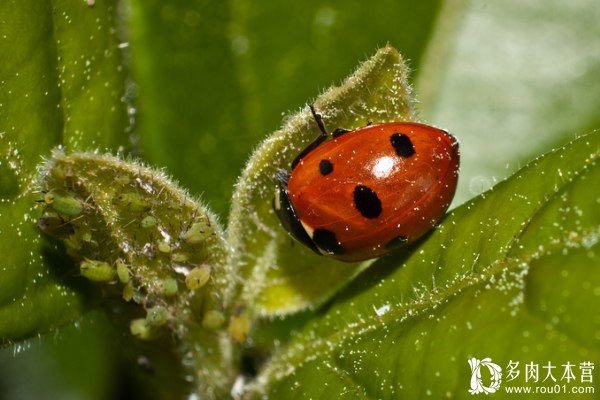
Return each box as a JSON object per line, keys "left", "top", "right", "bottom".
{"left": 468, "top": 357, "right": 503, "bottom": 395}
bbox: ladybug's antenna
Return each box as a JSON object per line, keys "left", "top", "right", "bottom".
{"left": 309, "top": 105, "right": 328, "bottom": 136}
{"left": 291, "top": 106, "right": 331, "bottom": 169}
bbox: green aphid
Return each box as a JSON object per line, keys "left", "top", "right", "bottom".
{"left": 130, "top": 318, "right": 154, "bottom": 340}
{"left": 65, "top": 234, "right": 84, "bottom": 251}
{"left": 50, "top": 164, "right": 67, "bottom": 180}
{"left": 38, "top": 213, "right": 74, "bottom": 238}
{"left": 122, "top": 281, "right": 134, "bottom": 302}
{"left": 140, "top": 215, "right": 157, "bottom": 228}
{"left": 132, "top": 288, "right": 146, "bottom": 304}
{"left": 182, "top": 221, "right": 210, "bottom": 244}
{"left": 116, "top": 261, "right": 131, "bottom": 284}
{"left": 146, "top": 305, "right": 171, "bottom": 327}
{"left": 80, "top": 259, "right": 116, "bottom": 282}
{"left": 171, "top": 252, "right": 189, "bottom": 263}
{"left": 157, "top": 242, "right": 171, "bottom": 253}
{"left": 162, "top": 278, "right": 178, "bottom": 296}
{"left": 202, "top": 310, "right": 225, "bottom": 330}
{"left": 115, "top": 174, "right": 130, "bottom": 185}
{"left": 185, "top": 265, "right": 211, "bottom": 290}
{"left": 76, "top": 226, "right": 94, "bottom": 243}
{"left": 228, "top": 313, "right": 251, "bottom": 343}
{"left": 115, "top": 192, "right": 150, "bottom": 212}
{"left": 44, "top": 190, "right": 84, "bottom": 216}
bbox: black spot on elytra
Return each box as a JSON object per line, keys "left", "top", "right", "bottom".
{"left": 385, "top": 235, "right": 409, "bottom": 250}
{"left": 319, "top": 159, "right": 333, "bottom": 176}
{"left": 390, "top": 133, "right": 415, "bottom": 158}
{"left": 313, "top": 228, "right": 345, "bottom": 255}
{"left": 353, "top": 185, "right": 382, "bottom": 219}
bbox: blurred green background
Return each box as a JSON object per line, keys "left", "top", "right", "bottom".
{"left": 1, "top": 0, "right": 599, "bottom": 398}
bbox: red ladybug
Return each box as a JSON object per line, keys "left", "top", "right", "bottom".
{"left": 274, "top": 106, "right": 460, "bottom": 262}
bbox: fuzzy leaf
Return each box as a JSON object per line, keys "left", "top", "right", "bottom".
{"left": 37, "top": 151, "right": 236, "bottom": 398}
{"left": 247, "top": 132, "right": 600, "bottom": 399}
{"left": 228, "top": 46, "right": 415, "bottom": 318}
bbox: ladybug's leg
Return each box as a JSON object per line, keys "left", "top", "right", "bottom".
{"left": 291, "top": 105, "right": 330, "bottom": 169}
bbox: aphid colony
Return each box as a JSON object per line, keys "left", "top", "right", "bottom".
{"left": 36, "top": 153, "right": 245, "bottom": 342}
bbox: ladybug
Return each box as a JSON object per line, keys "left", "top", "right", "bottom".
{"left": 273, "top": 106, "right": 460, "bottom": 262}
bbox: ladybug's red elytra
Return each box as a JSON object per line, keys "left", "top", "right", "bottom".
{"left": 273, "top": 106, "right": 460, "bottom": 262}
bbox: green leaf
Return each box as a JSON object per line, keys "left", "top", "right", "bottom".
{"left": 417, "top": 0, "right": 600, "bottom": 206}
{"left": 228, "top": 46, "right": 415, "bottom": 317}
{"left": 0, "top": 0, "right": 129, "bottom": 343}
{"left": 248, "top": 132, "right": 600, "bottom": 399}
{"left": 0, "top": 313, "right": 117, "bottom": 400}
